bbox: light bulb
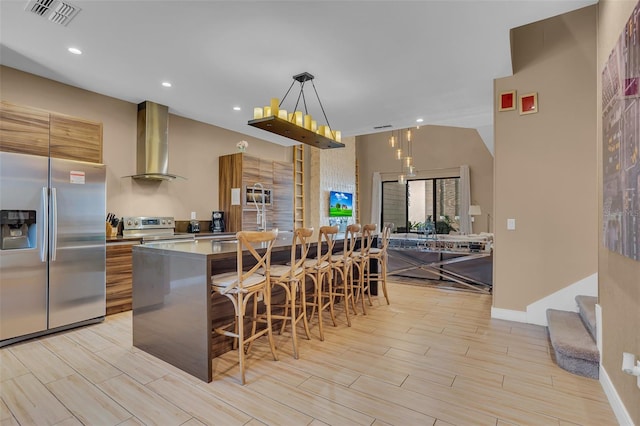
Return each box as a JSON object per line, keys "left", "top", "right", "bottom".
{"left": 398, "top": 174, "right": 406, "bottom": 185}
{"left": 389, "top": 135, "right": 396, "bottom": 148}
{"left": 396, "top": 149, "right": 403, "bottom": 160}
{"left": 405, "top": 156, "right": 412, "bottom": 167}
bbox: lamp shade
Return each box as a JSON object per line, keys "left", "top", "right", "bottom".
{"left": 468, "top": 205, "right": 482, "bottom": 216}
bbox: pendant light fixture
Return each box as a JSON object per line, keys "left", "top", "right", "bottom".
{"left": 397, "top": 129, "right": 407, "bottom": 184}
{"left": 390, "top": 127, "right": 418, "bottom": 184}
{"left": 248, "top": 72, "right": 344, "bottom": 149}
{"left": 405, "top": 128, "right": 416, "bottom": 177}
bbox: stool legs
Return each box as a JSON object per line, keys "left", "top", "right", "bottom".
{"left": 331, "top": 261, "right": 356, "bottom": 326}
{"left": 380, "top": 255, "right": 390, "bottom": 305}
{"left": 355, "top": 257, "right": 373, "bottom": 315}
{"left": 368, "top": 255, "right": 390, "bottom": 305}
{"left": 306, "top": 267, "right": 334, "bottom": 341}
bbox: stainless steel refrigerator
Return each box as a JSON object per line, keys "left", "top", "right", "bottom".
{"left": 0, "top": 151, "right": 106, "bottom": 346}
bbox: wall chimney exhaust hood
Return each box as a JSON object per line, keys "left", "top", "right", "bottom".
{"left": 127, "top": 101, "right": 185, "bottom": 181}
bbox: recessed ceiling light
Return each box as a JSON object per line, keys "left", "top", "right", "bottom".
{"left": 68, "top": 47, "right": 82, "bottom": 55}
{"left": 162, "top": 82, "right": 172, "bottom": 88}
{"left": 233, "top": 106, "right": 241, "bottom": 111}
{"left": 416, "top": 118, "right": 424, "bottom": 123}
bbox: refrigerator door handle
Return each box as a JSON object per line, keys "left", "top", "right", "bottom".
{"left": 51, "top": 187, "right": 58, "bottom": 262}
{"left": 41, "top": 187, "right": 48, "bottom": 262}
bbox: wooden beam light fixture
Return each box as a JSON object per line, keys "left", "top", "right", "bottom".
{"left": 248, "top": 72, "right": 345, "bottom": 149}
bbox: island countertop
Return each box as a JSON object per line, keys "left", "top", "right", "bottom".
{"left": 133, "top": 231, "right": 294, "bottom": 259}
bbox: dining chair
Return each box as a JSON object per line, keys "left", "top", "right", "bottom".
{"left": 211, "top": 230, "right": 278, "bottom": 385}
{"left": 303, "top": 225, "right": 338, "bottom": 341}
{"left": 267, "top": 227, "right": 314, "bottom": 359}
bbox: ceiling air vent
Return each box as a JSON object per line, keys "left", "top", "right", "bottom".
{"left": 25, "top": 0, "right": 81, "bottom": 26}
{"left": 373, "top": 124, "right": 393, "bottom": 130}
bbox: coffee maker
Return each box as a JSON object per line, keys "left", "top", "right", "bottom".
{"left": 211, "top": 211, "right": 225, "bottom": 233}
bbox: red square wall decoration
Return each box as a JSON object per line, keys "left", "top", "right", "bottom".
{"left": 519, "top": 92, "right": 538, "bottom": 115}
{"left": 498, "top": 91, "right": 516, "bottom": 111}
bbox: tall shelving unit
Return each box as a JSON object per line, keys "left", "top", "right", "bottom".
{"left": 293, "top": 144, "right": 305, "bottom": 228}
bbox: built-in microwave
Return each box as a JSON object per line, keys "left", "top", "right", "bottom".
{"left": 245, "top": 186, "right": 272, "bottom": 205}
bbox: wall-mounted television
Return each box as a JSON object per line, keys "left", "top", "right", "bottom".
{"left": 329, "top": 191, "right": 353, "bottom": 217}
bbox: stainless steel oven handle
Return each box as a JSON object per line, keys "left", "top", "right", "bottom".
{"left": 41, "top": 187, "right": 48, "bottom": 262}
{"left": 51, "top": 187, "right": 58, "bottom": 261}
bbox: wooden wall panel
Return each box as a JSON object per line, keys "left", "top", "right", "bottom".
{"left": 0, "top": 101, "right": 49, "bottom": 156}
{"left": 259, "top": 158, "right": 274, "bottom": 186}
{"left": 219, "top": 153, "right": 243, "bottom": 233}
{"left": 241, "top": 154, "right": 261, "bottom": 188}
{"left": 241, "top": 208, "right": 273, "bottom": 232}
{"left": 50, "top": 113, "right": 103, "bottom": 163}
{"left": 219, "top": 153, "right": 292, "bottom": 232}
{"left": 241, "top": 154, "right": 273, "bottom": 231}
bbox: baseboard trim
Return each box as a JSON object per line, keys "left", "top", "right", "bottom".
{"left": 600, "top": 365, "right": 634, "bottom": 426}
{"left": 490, "top": 306, "right": 527, "bottom": 323}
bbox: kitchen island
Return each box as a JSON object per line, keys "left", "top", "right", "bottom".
{"left": 131, "top": 233, "right": 300, "bottom": 382}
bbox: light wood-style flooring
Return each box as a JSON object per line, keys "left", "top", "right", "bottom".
{"left": 1, "top": 281, "right": 616, "bottom": 425}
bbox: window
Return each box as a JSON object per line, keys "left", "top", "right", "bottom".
{"left": 382, "top": 177, "right": 460, "bottom": 234}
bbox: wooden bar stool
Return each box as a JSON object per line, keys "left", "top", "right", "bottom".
{"left": 211, "top": 230, "right": 278, "bottom": 385}
{"left": 303, "top": 226, "right": 338, "bottom": 341}
{"left": 267, "top": 227, "right": 313, "bottom": 359}
{"left": 366, "top": 223, "right": 392, "bottom": 305}
{"left": 329, "top": 224, "right": 360, "bottom": 326}
{"left": 353, "top": 223, "right": 376, "bottom": 315}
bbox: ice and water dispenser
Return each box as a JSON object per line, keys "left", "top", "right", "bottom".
{"left": 0, "top": 210, "right": 37, "bottom": 250}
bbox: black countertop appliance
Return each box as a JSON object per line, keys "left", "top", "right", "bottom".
{"left": 187, "top": 220, "right": 200, "bottom": 233}
{"left": 211, "top": 211, "right": 224, "bottom": 233}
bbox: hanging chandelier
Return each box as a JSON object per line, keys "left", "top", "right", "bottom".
{"left": 393, "top": 127, "right": 416, "bottom": 184}
{"left": 248, "top": 72, "right": 344, "bottom": 149}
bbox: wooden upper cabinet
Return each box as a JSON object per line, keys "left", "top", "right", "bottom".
{"left": 50, "top": 113, "right": 103, "bottom": 163}
{"left": 0, "top": 101, "right": 50, "bottom": 156}
{"left": 0, "top": 102, "right": 103, "bottom": 163}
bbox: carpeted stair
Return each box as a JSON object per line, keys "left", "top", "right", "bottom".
{"left": 546, "top": 295, "right": 599, "bottom": 379}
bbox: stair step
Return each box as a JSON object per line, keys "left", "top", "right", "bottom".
{"left": 575, "top": 295, "right": 597, "bottom": 342}
{"left": 546, "top": 309, "right": 599, "bottom": 379}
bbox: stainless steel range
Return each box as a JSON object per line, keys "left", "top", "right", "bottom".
{"left": 122, "top": 216, "right": 195, "bottom": 243}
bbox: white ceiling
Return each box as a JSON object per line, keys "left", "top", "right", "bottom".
{"left": 0, "top": 0, "right": 596, "bottom": 153}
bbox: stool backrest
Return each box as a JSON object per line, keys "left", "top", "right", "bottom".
{"left": 361, "top": 224, "right": 377, "bottom": 255}
{"left": 317, "top": 226, "right": 339, "bottom": 265}
{"left": 236, "top": 230, "right": 277, "bottom": 290}
{"left": 380, "top": 223, "right": 393, "bottom": 252}
{"left": 289, "top": 227, "right": 314, "bottom": 276}
{"left": 342, "top": 224, "right": 361, "bottom": 259}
